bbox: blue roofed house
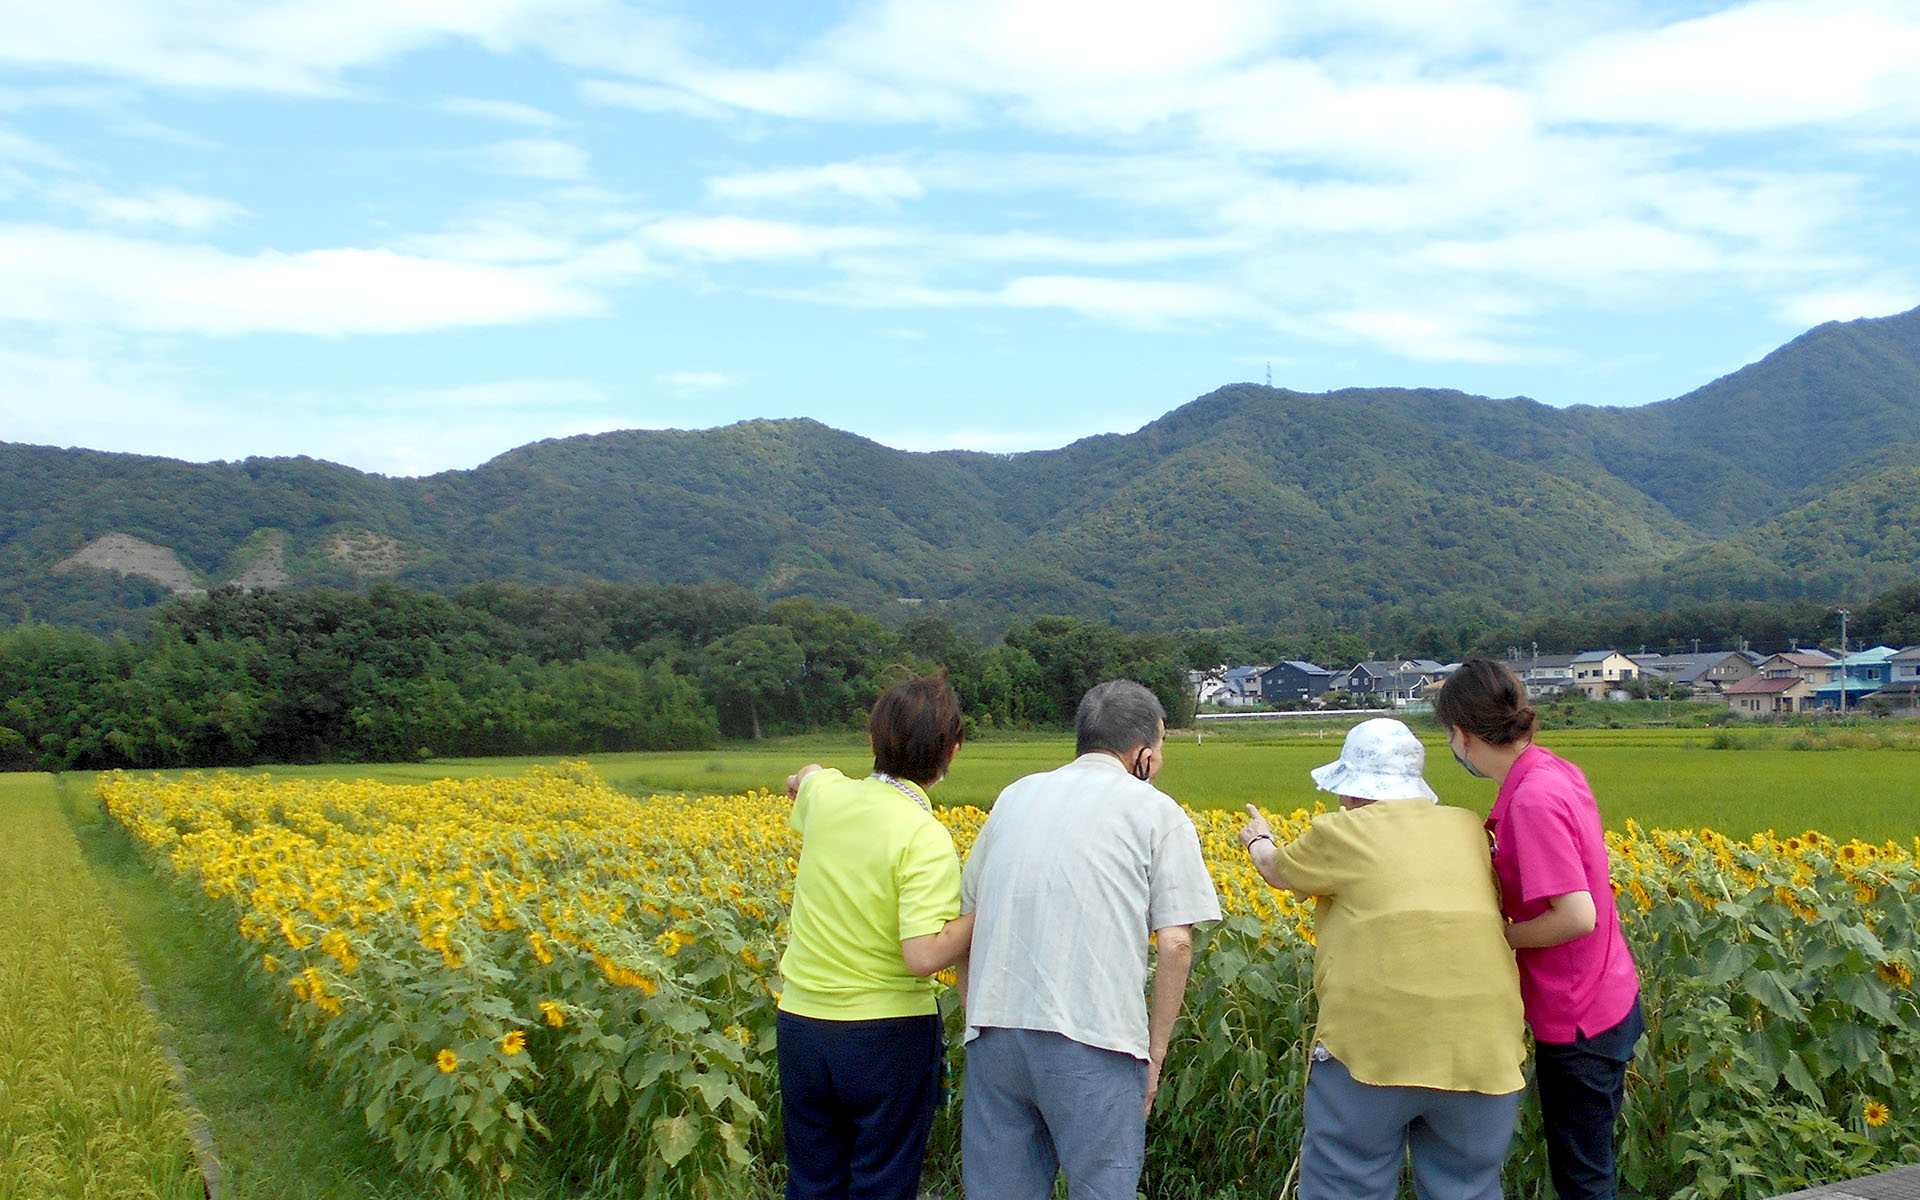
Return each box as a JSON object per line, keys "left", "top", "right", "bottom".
{"left": 1810, "top": 646, "right": 1899, "bottom": 710}
{"left": 1260, "top": 660, "right": 1335, "bottom": 704}
{"left": 1868, "top": 646, "right": 1920, "bottom": 713}
{"left": 1219, "top": 665, "right": 1269, "bottom": 707}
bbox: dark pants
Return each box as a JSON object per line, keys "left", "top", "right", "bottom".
{"left": 777, "top": 1010, "right": 944, "bottom": 1200}
{"left": 1534, "top": 1000, "right": 1645, "bottom": 1200}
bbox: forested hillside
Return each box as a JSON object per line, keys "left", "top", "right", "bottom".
{"left": 6, "top": 306, "right": 1920, "bottom": 640}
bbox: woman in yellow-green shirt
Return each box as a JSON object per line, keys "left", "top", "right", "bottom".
{"left": 1239, "top": 718, "right": 1525, "bottom": 1200}
{"left": 777, "top": 677, "right": 975, "bottom": 1200}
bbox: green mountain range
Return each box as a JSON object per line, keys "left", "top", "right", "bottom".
{"left": 7, "top": 306, "right": 1920, "bottom": 637}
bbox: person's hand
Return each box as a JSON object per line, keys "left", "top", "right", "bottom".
{"left": 1144, "top": 1053, "right": 1165, "bottom": 1118}
{"left": 1239, "top": 804, "right": 1275, "bottom": 850}
{"left": 785, "top": 764, "right": 824, "bottom": 799}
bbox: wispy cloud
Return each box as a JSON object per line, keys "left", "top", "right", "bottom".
{"left": 46, "top": 181, "right": 246, "bottom": 231}
{"left": 0, "top": 225, "right": 600, "bottom": 335}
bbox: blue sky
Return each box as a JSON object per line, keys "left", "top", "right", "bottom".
{"left": 3, "top": 0, "right": 1918, "bottom": 477}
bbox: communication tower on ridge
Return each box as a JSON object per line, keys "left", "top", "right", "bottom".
{"left": 1265, "top": 361, "right": 1272, "bottom": 387}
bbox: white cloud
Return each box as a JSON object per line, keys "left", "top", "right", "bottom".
{"left": 1778, "top": 280, "right": 1919, "bottom": 328}
{"left": 1325, "top": 308, "right": 1561, "bottom": 365}
{"left": 440, "top": 97, "right": 563, "bottom": 127}
{"left": 0, "top": 225, "right": 600, "bottom": 336}
{"left": 578, "top": 79, "right": 737, "bottom": 121}
{"left": 47, "top": 182, "right": 247, "bottom": 231}
{"left": 479, "top": 137, "right": 589, "bottom": 181}
{"left": 0, "top": 0, "right": 580, "bottom": 93}
{"left": 642, "top": 216, "right": 907, "bottom": 261}
{"left": 708, "top": 161, "right": 925, "bottom": 207}
{"left": 1544, "top": 0, "right": 1920, "bottom": 133}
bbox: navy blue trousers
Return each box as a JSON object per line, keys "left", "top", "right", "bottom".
{"left": 1534, "top": 999, "right": 1645, "bottom": 1200}
{"left": 777, "top": 1010, "right": 943, "bottom": 1200}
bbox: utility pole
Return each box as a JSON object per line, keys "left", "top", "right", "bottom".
{"left": 1837, "top": 608, "right": 1850, "bottom": 715}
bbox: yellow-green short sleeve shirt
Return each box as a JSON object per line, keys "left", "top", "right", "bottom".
{"left": 778, "top": 768, "right": 961, "bottom": 1020}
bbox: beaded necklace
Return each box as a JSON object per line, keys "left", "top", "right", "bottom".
{"left": 870, "top": 771, "right": 931, "bottom": 813}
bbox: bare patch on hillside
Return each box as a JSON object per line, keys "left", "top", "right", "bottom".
{"left": 53, "top": 533, "right": 202, "bottom": 593}
{"left": 228, "top": 530, "right": 290, "bottom": 591}
{"left": 326, "top": 531, "right": 406, "bottom": 577}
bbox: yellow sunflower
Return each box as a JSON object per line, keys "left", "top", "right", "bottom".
{"left": 1864, "top": 1099, "right": 1890, "bottom": 1128}
{"left": 436, "top": 1048, "right": 459, "bottom": 1073}
{"left": 501, "top": 1030, "right": 527, "bottom": 1057}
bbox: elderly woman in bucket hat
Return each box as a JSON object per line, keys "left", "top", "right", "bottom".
{"left": 1239, "top": 718, "right": 1524, "bottom": 1200}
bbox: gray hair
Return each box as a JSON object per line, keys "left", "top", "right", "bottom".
{"left": 1075, "top": 680, "right": 1167, "bottom": 757}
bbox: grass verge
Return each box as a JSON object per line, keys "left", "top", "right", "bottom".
{"left": 0, "top": 773, "right": 202, "bottom": 1200}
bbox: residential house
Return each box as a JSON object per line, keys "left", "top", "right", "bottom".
{"left": 1807, "top": 646, "right": 1901, "bottom": 709}
{"left": 1871, "top": 648, "right": 1920, "bottom": 712}
{"left": 1339, "top": 659, "right": 1448, "bottom": 706}
{"left": 1505, "top": 653, "right": 1576, "bottom": 695}
{"left": 1724, "top": 674, "right": 1816, "bottom": 718}
{"left": 1641, "top": 651, "right": 1761, "bottom": 696}
{"left": 1892, "top": 646, "right": 1920, "bottom": 684}
{"left": 1749, "top": 650, "right": 1838, "bottom": 687}
{"left": 1219, "top": 665, "right": 1270, "bottom": 707}
{"left": 1569, "top": 650, "right": 1640, "bottom": 700}
{"left": 1260, "top": 660, "right": 1335, "bottom": 704}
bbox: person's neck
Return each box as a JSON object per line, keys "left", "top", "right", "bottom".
{"left": 1485, "top": 738, "right": 1532, "bottom": 785}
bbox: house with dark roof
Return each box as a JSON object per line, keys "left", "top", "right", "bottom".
{"left": 1642, "top": 650, "right": 1761, "bottom": 695}
{"left": 1260, "top": 660, "right": 1335, "bottom": 704}
{"left": 1725, "top": 673, "right": 1815, "bottom": 718}
{"left": 1219, "top": 665, "right": 1269, "bottom": 707}
{"left": 1338, "top": 659, "right": 1447, "bottom": 706}
{"left": 1504, "top": 653, "right": 1577, "bottom": 694}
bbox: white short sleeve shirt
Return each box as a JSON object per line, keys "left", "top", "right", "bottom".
{"left": 960, "top": 753, "right": 1221, "bottom": 1060}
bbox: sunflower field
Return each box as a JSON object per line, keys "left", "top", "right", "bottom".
{"left": 98, "top": 765, "right": 1920, "bottom": 1199}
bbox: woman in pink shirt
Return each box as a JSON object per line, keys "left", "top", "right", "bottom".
{"left": 1434, "top": 660, "right": 1643, "bottom": 1200}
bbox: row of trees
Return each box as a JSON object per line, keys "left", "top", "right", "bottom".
{"left": 4, "top": 577, "right": 1915, "bottom": 772}
{"left": 0, "top": 583, "right": 1194, "bottom": 771}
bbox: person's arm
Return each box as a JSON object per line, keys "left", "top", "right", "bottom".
{"left": 1143, "top": 923, "right": 1195, "bottom": 1118}
{"left": 1505, "top": 890, "right": 1596, "bottom": 948}
{"left": 901, "top": 911, "right": 975, "bottom": 976}
{"left": 1240, "top": 804, "right": 1309, "bottom": 892}
{"left": 785, "top": 763, "right": 824, "bottom": 799}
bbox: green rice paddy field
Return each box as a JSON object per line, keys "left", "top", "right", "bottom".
{"left": 163, "top": 720, "right": 1920, "bottom": 845}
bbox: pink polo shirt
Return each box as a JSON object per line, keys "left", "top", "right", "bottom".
{"left": 1485, "top": 743, "right": 1640, "bottom": 1044}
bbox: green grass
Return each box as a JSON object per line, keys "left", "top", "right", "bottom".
{"left": 1, "top": 774, "right": 203, "bottom": 1200}
{"left": 64, "top": 781, "right": 420, "bottom": 1200}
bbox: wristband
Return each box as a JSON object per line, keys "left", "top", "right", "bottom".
{"left": 1244, "top": 833, "right": 1274, "bottom": 853}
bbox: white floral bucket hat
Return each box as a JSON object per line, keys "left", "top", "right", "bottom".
{"left": 1309, "top": 717, "right": 1440, "bottom": 803}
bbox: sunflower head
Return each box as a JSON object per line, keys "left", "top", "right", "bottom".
{"left": 1864, "top": 1099, "right": 1891, "bottom": 1129}
{"left": 436, "top": 1048, "right": 458, "bottom": 1073}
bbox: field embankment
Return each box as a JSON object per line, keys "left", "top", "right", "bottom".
{"left": 0, "top": 774, "right": 203, "bottom": 1200}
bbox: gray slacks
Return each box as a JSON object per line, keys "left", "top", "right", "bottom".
{"left": 1299, "top": 1053, "right": 1521, "bottom": 1200}
{"left": 960, "top": 1027, "right": 1147, "bottom": 1200}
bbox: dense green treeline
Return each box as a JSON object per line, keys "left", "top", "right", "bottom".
{"left": 0, "top": 583, "right": 1195, "bottom": 772}
{"left": 4, "top": 577, "right": 1914, "bottom": 773}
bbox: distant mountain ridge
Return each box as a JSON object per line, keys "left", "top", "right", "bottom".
{"left": 6, "top": 306, "right": 1920, "bottom": 635}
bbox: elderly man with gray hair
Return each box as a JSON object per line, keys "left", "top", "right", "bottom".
{"left": 958, "top": 679, "right": 1221, "bottom": 1200}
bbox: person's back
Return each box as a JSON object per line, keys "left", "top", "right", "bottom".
{"left": 963, "top": 753, "right": 1210, "bottom": 1058}
{"left": 958, "top": 680, "right": 1220, "bottom": 1200}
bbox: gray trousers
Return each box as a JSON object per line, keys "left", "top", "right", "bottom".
{"left": 960, "top": 1027, "right": 1147, "bottom": 1200}
{"left": 1300, "top": 1054, "right": 1521, "bottom": 1200}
